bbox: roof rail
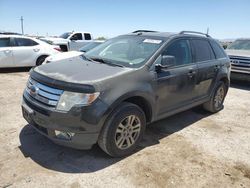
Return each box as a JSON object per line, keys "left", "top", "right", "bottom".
{"left": 132, "top": 30, "right": 157, "bottom": 33}
{"left": 179, "top": 31, "right": 211, "bottom": 37}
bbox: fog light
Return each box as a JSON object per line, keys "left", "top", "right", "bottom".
{"left": 55, "top": 130, "right": 75, "bottom": 140}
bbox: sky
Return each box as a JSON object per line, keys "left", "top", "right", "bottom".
{"left": 0, "top": 0, "right": 250, "bottom": 39}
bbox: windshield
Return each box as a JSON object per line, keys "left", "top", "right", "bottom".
{"left": 227, "top": 40, "right": 250, "bottom": 50}
{"left": 59, "top": 32, "right": 71, "bottom": 39}
{"left": 85, "top": 36, "right": 164, "bottom": 68}
{"left": 79, "top": 42, "right": 102, "bottom": 52}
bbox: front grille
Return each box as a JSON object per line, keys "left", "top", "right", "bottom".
{"left": 229, "top": 56, "right": 250, "bottom": 74}
{"left": 25, "top": 77, "right": 63, "bottom": 107}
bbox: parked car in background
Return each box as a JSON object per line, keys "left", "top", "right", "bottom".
{"left": 22, "top": 31, "right": 230, "bottom": 157}
{"left": 0, "top": 35, "right": 60, "bottom": 68}
{"left": 226, "top": 39, "right": 250, "bottom": 81}
{"left": 40, "top": 31, "right": 93, "bottom": 52}
{"left": 43, "top": 40, "right": 104, "bottom": 64}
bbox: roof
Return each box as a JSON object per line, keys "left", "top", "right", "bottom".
{"left": 0, "top": 34, "right": 36, "bottom": 39}
{"left": 126, "top": 30, "right": 212, "bottom": 39}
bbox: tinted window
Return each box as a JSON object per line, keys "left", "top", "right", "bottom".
{"left": 210, "top": 40, "right": 227, "bottom": 58}
{"left": 0, "top": 38, "right": 11, "bottom": 47}
{"left": 84, "top": 33, "right": 91, "bottom": 40}
{"left": 163, "top": 39, "right": 192, "bottom": 66}
{"left": 14, "top": 38, "right": 38, "bottom": 46}
{"left": 192, "top": 39, "right": 215, "bottom": 62}
{"left": 71, "top": 33, "right": 82, "bottom": 40}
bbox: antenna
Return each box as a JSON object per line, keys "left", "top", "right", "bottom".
{"left": 206, "top": 27, "right": 209, "bottom": 35}
{"left": 20, "top": 16, "right": 24, "bottom": 35}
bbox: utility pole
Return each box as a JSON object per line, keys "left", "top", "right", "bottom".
{"left": 20, "top": 16, "right": 24, "bottom": 35}
{"left": 206, "top": 27, "right": 209, "bottom": 35}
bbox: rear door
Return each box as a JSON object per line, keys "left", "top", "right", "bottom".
{"left": 12, "top": 37, "right": 40, "bottom": 67}
{"left": 0, "top": 37, "right": 14, "bottom": 68}
{"left": 191, "top": 39, "right": 219, "bottom": 98}
{"left": 155, "top": 38, "right": 199, "bottom": 118}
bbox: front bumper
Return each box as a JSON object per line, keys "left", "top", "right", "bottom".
{"left": 231, "top": 70, "right": 250, "bottom": 82}
{"left": 22, "top": 93, "right": 109, "bottom": 150}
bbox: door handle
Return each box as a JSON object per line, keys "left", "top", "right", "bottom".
{"left": 33, "top": 48, "right": 40, "bottom": 52}
{"left": 187, "top": 69, "right": 196, "bottom": 78}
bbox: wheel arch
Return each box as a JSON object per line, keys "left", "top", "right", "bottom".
{"left": 217, "top": 74, "right": 230, "bottom": 93}
{"left": 36, "top": 54, "right": 49, "bottom": 65}
{"left": 106, "top": 92, "right": 154, "bottom": 124}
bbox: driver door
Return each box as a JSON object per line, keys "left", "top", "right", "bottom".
{"left": 69, "top": 33, "right": 84, "bottom": 51}
{"left": 155, "top": 39, "right": 198, "bottom": 118}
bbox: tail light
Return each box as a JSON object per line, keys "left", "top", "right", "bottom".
{"left": 54, "top": 47, "right": 62, "bottom": 52}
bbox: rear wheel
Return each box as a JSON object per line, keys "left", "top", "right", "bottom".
{"left": 36, "top": 56, "right": 47, "bottom": 66}
{"left": 98, "top": 102, "right": 146, "bottom": 157}
{"left": 203, "top": 81, "right": 227, "bottom": 113}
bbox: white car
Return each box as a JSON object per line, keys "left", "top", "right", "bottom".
{"left": 40, "top": 31, "right": 93, "bottom": 52}
{"left": 43, "top": 40, "right": 104, "bottom": 64}
{"left": 0, "top": 35, "right": 60, "bottom": 68}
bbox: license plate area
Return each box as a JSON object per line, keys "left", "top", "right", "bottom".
{"left": 22, "top": 102, "right": 34, "bottom": 123}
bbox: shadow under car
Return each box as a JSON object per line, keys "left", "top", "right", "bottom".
{"left": 19, "top": 106, "right": 211, "bottom": 173}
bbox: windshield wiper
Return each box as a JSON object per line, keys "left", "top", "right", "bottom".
{"left": 81, "top": 54, "right": 95, "bottom": 62}
{"left": 91, "top": 57, "right": 124, "bottom": 67}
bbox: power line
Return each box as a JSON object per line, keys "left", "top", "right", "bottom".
{"left": 20, "top": 16, "right": 24, "bottom": 35}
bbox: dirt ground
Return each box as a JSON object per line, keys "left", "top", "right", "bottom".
{"left": 0, "top": 68, "right": 249, "bottom": 188}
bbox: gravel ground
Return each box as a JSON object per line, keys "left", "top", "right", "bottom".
{"left": 0, "top": 68, "right": 249, "bottom": 188}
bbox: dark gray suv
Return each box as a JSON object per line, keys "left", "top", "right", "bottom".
{"left": 22, "top": 31, "right": 230, "bottom": 157}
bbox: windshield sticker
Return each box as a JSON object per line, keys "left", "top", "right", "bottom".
{"left": 143, "top": 39, "right": 162, "bottom": 44}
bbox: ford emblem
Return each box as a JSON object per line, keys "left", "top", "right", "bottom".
{"left": 30, "top": 85, "right": 39, "bottom": 96}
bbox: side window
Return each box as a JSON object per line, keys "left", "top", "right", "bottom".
{"left": 163, "top": 39, "right": 192, "bottom": 66}
{"left": 192, "top": 39, "right": 215, "bottom": 62}
{"left": 0, "top": 38, "right": 11, "bottom": 47}
{"left": 14, "top": 38, "right": 38, "bottom": 47}
{"left": 210, "top": 40, "right": 227, "bottom": 59}
{"left": 71, "top": 33, "right": 83, "bottom": 40}
{"left": 84, "top": 33, "right": 92, "bottom": 40}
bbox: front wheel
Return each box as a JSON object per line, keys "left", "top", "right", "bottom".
{"left": 98, "top": 102, "right": 146, "bottom": 157}
{"left": 203, "top": 81, "right": 227, "bottom": 113}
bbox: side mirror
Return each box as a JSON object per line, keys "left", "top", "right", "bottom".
{"left": 155, "top": 55, "right": 176, "bottom": 72}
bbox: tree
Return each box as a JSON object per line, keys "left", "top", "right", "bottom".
{"left": 95, "top": 36, "right": 107, "bottom": 40}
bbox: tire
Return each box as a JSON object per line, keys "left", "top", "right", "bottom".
{"left": 98, "top": 102, "right": 146, "bottom": 157}
{"left": 36, "top": 56, "right": 47, "bottom": 66}
{"left": 203, "top": 81, "right": 227, "bottom": 113}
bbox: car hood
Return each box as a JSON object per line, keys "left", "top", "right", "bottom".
{"left": 226, "top": 49, "right": 250, "bottom": 58}
{"left": 46, "top": 51, "right": 83, "bottom": 62}
{"left": 33, "top": 56, "right": 132, "bottom": 87}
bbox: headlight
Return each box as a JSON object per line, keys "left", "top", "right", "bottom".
{"left": 56, "top": 91, "right": 100, "bottom": 111}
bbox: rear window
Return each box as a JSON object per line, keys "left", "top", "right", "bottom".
{"left": 210, "top": 40, "right": 227, "bottom": 59}
{"left": 14, "top": 38, "right": 38, "bottom": 46}
{"left": 192, "top": 39, "right": 215, "bottom": 62}
{"left": 0, "top": 38, "right": 11, "bottom": 47}
{"left": 84, "top": 33, "right": 92, "bottom": 40}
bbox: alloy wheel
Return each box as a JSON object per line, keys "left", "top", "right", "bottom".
{"left": 214, "top": 86, "right": 225, "bottom": 109}
{"left": 115, "top": 115, "right": 141, "bottom": 150}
